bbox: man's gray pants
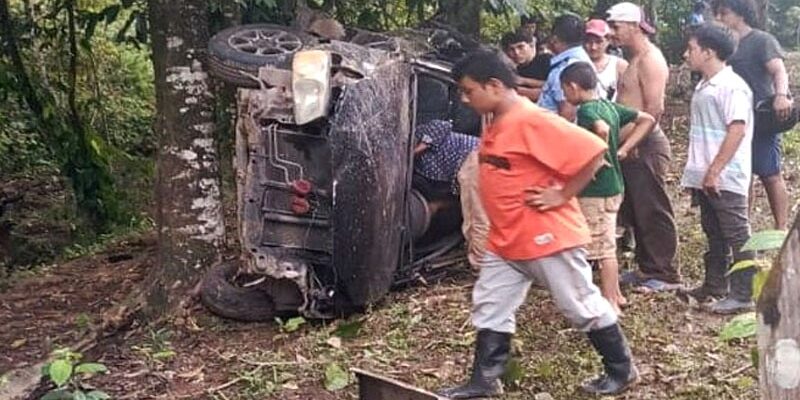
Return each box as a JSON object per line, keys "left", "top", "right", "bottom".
{"left": 695, "top": 190, "right": 755, "bottom": 301}
{"left": 472, "top": 248, "right": 618, "bottom": 334}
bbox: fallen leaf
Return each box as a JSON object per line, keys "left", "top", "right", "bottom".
{"left": 326, "top": 337, "right": 342, "bottom": 349}
{"left": 11, "top": 339, "right": 27, "bottom": 349}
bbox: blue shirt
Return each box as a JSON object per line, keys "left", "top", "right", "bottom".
{"left": 538, "top": 46, "right": 593, "bottom": 113}
{"left": 414, "top": 120, "right": 479, "bottom": 194}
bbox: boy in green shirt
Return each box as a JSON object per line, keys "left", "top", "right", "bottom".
{"left": 560, "top": 62, "right": 655, "bottom": 314}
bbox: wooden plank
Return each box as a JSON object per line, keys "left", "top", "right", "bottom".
{"left": 353, "top": 368, "right": 446, "bottom": 400}
{"left": 758, "top": 213, "right": 800, "bottom": 399}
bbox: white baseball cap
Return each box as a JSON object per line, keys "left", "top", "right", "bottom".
{"left": 606, "top": 2, "right": 656, "bottom": 34}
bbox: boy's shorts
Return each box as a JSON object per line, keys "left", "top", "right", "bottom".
{"left": 578, "top": 195, "right": 623, "bottom": 261}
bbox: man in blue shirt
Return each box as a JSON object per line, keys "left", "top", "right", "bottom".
{"left": 538, "top": 14, "right": 594, "bottom": 120}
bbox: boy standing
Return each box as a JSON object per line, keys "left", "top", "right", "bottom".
{"left": 438, "top": 50, "right": 637, "bottom": 399}
{"left": 560, "top": 61, "right": 655, "bottom": 315}
{"left": 681, "top": 24, "right": 755, "bottom": 313}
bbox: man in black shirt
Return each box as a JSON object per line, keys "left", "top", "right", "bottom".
{"left": 500, "top": 31, "right": 552, "bottom": 101}
{"left": 713, "top": 0, "right": 794, "bottom": 231}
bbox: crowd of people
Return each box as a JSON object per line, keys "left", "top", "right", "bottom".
{"left": 409, "top": 0, "right": 796, "bottom": 398}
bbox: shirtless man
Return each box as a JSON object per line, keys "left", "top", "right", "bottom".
{"left": 607, "top": 2, "right": 682, "bottom": 290}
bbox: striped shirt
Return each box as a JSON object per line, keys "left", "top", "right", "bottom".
{"left": 681, "top": 66, "right": 753, "bottom": 196}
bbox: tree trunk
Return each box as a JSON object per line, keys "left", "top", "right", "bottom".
{"left": 758, "top": 213, "right": 800, "bottom": 398}
{"left": 438, "top": 0, "right": 481, "bottom": 38}
{"left": 146, "top": 0, "right": 225, "bottom": 318}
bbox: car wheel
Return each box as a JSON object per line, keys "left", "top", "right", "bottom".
{"left": 207, "top": 24, "right": 316, "bottom": 88}
{"left": 199, "top": 261, "right": 278, "bottom": 322}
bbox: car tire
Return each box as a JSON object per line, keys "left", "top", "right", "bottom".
{"left": 200, "top": 261, "right": 277, "bottom": 322}
{"left": 207, "top": 24, "right": 316, "bottom": 88}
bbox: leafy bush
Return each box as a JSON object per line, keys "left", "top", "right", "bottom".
{"left": 41, "top": 348, "right": 110, "bottom": 400}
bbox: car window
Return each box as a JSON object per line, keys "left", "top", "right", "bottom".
{"left": 414, "top": 73, "right": 481, "bottom": 137}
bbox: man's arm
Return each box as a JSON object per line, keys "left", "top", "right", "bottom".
{"left": 765, "top": 57, "right": 793, "bottom": 121}
{"left": 518, "top": 76, "right": 545, "bottom": 89}
{"left": 618, "top": 111, "right": 655, "bottom": 160}
{"left": 637, "top": 56, "right": 668, "bottom": 122}
{"left": 516, "top": 86, "right": 542, "bottom": 101}
{"left": 702, "top": 121, "right": 746, "bottom": 196}
{"left": 524, "top": 152, "right": 604, "bottom": 211}
{"left": 557, "top": 101, "right": 577, "bottom": 121}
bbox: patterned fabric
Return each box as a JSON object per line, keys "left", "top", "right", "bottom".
{"left": 414, "top": 120, "right": 479, "bottom": 194}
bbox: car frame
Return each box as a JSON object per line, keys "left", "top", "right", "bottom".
{"left": 200, "top": 23, "right": 479, "bottom": 320}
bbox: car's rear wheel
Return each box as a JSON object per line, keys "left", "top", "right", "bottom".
{"left": 200, "top": 261, "right": 281, "bottom": 322}
{"left": 207, "top": 24, "right": 316, "bottom": 88}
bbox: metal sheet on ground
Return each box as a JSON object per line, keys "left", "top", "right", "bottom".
{"left": 354, "top": 368, "right": 446, "bottom": 400}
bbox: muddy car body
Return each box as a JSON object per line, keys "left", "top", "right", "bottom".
{"left": 201, "top": 24, "right": 479, "bottom": 320}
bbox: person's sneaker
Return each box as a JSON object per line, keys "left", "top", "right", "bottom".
{"left": 678, "top": 285, "right": 726, "bottom": 303}
{"left": 634, "top": 278, "right": 683, "bottom": 293}
{"left": 708, "top": 297, "right": 755, "bottom": 314}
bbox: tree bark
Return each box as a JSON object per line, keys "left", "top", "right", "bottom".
{"left": 437, "top": 0, "right": 481, "bottom": 38}
{"left": 146, "top": 0, "right": 225, "bottom": 318}
{"left": 758, "top": 213, "right": 800, "bottom": 399}
{"left": 0, "top": 0, "right": 43, "bottom": 118}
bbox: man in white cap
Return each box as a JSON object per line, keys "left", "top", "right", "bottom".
{"left": 606, "top": 2, "right": 683, "bottom": 292}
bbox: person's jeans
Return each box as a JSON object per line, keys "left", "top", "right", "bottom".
{"left": 695, "top": 190, "right": 755, "bottom": 301}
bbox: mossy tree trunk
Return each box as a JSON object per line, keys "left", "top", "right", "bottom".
{"left": 145, "top": 0, "right": 225, "bottom": 318}
{"left": 758, "top": 213, "right": 800, "bottom": 398}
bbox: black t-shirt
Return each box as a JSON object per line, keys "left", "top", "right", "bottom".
{"left": 516, "top": 54, "right": 552, "bottom": 81}
{"left": 727, "top": 29, "right": 785, "bottom": 102}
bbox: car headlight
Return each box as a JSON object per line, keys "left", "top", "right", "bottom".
{"left": 292, "top": 50, "right": 331, "bottom": 125}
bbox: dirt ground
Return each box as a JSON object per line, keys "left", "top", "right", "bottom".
{"left": 2, "top": 55, "right": 799, "bottom": 400}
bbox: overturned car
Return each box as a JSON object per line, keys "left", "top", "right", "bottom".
{"left": 199, "top": 24, "right": 482, "bottom": 320}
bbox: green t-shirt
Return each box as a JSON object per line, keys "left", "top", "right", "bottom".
{"left": 576, "top": 99, "right": 638, "bottom": 197}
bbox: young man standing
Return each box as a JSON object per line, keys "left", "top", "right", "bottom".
{"left": 713, "top": 0, "right": 794, "bottom": 230}
{"left": 607, "top": 2, "right": 682, "bottom": 291}
{"left": 438, "top": 50, "right": 637, "bottom": 399}
{"left": 501, "top": 31, "right": 552, "bottom": 102}
{"left": 681, "top": 24, "right": 756, "bottom": 313}
{"left": 538, "top": 14, "right": 593, "bottom": 120}
{"left": 584, "top": 19, "right": 628, "bottom": 101}
{"left": 560, "top": 61, "right": 656, "bottom": 314}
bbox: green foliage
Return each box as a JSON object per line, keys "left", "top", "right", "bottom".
{"left": 332, "top": 319, "right": 364, "bottom": 339}
{"left": 741, "top": 230, "right": 788, "bottom": 251}
{"left": 132, "top": 328, "right": 176, "bottom": 367}
{"left": 720, "top": 229, "right": 787, "bottom": 342}
{"left": 1, "top": 0, "right": 153, "bottom": 236}
{"left": 41, "top": 348, "right": 110, "bottom": 400}
{"left": 323, "top": 362, "right": 349, "bottom": 391}
{"left": 769, "top": 0, "right": 800, "bottom": 49}
{"left": 719, "top": 312, "right": 757, "bottom": 341}
{"left": 275, "top": 316, "right": 307, "bottom": 333}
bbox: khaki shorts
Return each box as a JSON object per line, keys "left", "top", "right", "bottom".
{"left": 578, "top": 195, "right": 623, "bottom": 261}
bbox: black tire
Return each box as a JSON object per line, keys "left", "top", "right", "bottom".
{"left": 200, "top": 261, "right": 277, "bottom": 322}
{"left": 207, "top": 24, "right": 316, "bottom": 88}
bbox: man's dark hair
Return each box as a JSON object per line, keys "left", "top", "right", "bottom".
{"left": 559, "top": 62, "right": 598, "bottom": 90}
{"left": 452, "top": 49, "right": 517, "bottom": 89}
{"left": 551, "top": 14, "right": 584, "bottom": 46}
{"left": 500, "top": 31, "right": 534, "bottom": 50}
{"left": 520, "top": 13, "right": 541, "bottom": 26}
{"left": 689, "top": 23, "right": 736, "bottom": 61}
{"left": 712, "top": 0, "right": 757, "bottom": 27}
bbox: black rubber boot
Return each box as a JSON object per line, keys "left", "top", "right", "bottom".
{"left": 582, "top": 323, "right": 639, "bottom": 396}
{"left": 438, "top": 330, "right": 511, "bottom": 399}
